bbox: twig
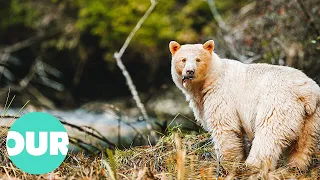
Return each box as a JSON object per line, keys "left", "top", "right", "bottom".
{"left": 0, "top": 36, "right": 41, "bottom": 54}
{"left": 114, "top": 54, "right": 148, "bottom": 122}
{"left": 114, "top": 0, "right": 158, "bottom": 59}
{"left": 59, "top": 120, "right": 116, "bottom": 149}
{"left": 3, "top": 88, "right": 10, "bottom": 112}
{"left": 0, "top": 115, "right": 18, "bottom": 119}
{"left": 89, "top": 103, "right": 149, "bottom": 142}
{"left": 113, "top": 117, "right": 149, "bottom": 143}
{"left": 0, "top": 36, "right": 39, "bottom": 82}
{"left": 1, "top": 96, "right": 15, "bottom": 119}
{"left": 81, "top": 125, "right": 121, "bottom": 147}
{"left": 207, "top": 0, "right": 249, "bottom": 62}
{"left": 27, "top": 85, "right": 55, "bottom": 109}
{"left": 118, "top": 118, "right": 121, "bottom": 145}
{"left": 216, "top": 154, "right": 222, "bottom": 179}
{"left": 35, "top": 58, "right": 64, "bottom": 91}
{"left": 19, "top": 60, "right": 39, "bottom": 89}
{"left": 0, "top": 52, "right": 11, "bottom": 84}
{"left": 0, "top": 32, "right": 61, "bottom": 93}
{"left": 117, "top": 116, "right": 149, "bottom": 142}
{"left": 69, "top": 136, "right": 100, "bottom": 154}
{"left": 0, "top": 31, "right": 59, "bottom": 54}
{"left": 1, "top": 114, "right": 116, "bottom": 149}
{"left": 131, "top": 133, "right": 142, "bottom": 146}
{"left": 207, "top": 0, "right": 229, "bottom": 32}
{"left": 114, "top": 0, "right": 158, "bottom": 138}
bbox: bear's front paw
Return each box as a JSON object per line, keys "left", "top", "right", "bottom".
{"left": 245, "top": 157, "right": 260, "bottom": 168}
{"left": 246, "top": 156, "right": 275, "bottom": 171}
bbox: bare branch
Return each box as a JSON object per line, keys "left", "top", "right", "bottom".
{"left": 113, "top": 56, "right": 149, "bottom": 120}
{"left": 115, "top": 1, "right": 158, "bottom": 58}
{"left": 2, "top": 114, "right": 116, "bottom": 149}
{"left": 69, "top": 137, "right": 100, "bottom": 154}
{"left": 3, "top": 88, "right": 10, "bottom": 111}
{"left": 59, "top": 119, "right": 116, "bottom": 149}
{"left": 27, "top": 85, "right": 56, "bottom": 109}
{"left": 0, "top": 31, "right": 59, "bottom": 54}
{"left": 19, "top": 60, "right": 39, "bottom": 89}
{"left": 216, "top": 154, "right": 222, "bottom": 179}
{"left": 207, "top": 0, "right": 229, "bottom": 32}
{"left": 114, "top": 1, "right": 158, "bottom": 138}
{"left": 0, "top": 35, "right": 42, "bottom": 54}
{"left": 207, "top": 0, "right": 250, "bottom": 62}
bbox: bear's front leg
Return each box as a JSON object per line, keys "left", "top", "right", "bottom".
{"left": 211, "top": 128, "right": 244, "bottom": 162}
{"left": 205, "top": 99, "right": 245, "bottom": 162}
{"left": 245, "top": 131, "right": 283, "bottom": 170}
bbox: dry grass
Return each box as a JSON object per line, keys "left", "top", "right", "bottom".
{"left": 1, "top": 127, "right": 320, "bottom": 179}
{"left": 113, "top": 132, "right": 320, "bottom": 179}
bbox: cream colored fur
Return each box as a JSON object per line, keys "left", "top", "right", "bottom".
{"left": 170, "top": 40, "right": 320, "bottom": 170}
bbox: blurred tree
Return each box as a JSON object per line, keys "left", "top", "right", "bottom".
{"left": 2, "top": 0, "right": 318, "bottom": 109}
{"left": 218, "top": 0, "right": 320, "bottom": 83}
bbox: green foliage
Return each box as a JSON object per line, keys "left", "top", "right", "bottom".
{"left": 0, "top": 0, "right": 249, "bottom": 62}
{"left": 75, "top": 0, "right": 178, "bottom": 61}
{"left": 0, "top": 0, "right": 39, "bottom": 29}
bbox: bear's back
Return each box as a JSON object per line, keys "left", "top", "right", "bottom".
{"left": 222, "top": 59, "right": 320, "bottom": 117}
{"left": 222, "top": 59, "right": 319, "bottom": 93}
{"left": 245, "top": 62, "right": 319, "bottom": 94}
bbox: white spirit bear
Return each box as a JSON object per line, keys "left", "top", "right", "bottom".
{"left": 170, "top": 40, "right": 320, "bottom": 170}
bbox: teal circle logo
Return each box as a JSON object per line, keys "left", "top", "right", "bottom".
{"left": 6, "top": 112, "right": 69, "bottom": 174}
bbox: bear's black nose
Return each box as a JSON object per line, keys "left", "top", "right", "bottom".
{"left": 186, "top": 70, "right": 194, "bottom": 76}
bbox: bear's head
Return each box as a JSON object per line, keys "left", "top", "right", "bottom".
{"left": 169, "top": 40, "right": 215, "bottom": 89}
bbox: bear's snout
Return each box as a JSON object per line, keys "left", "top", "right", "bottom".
{"left": 186, "top": 70, "right": 194, "bottom": 76}
{"left": 182, "top": 69, "right": 195, "bottom": 87}
{"left": 182, "top": 69, "right": 195, "bottom": 80}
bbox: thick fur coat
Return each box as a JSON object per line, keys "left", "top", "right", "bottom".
{"left": 169, "top": 40, "right": 320, "bottom": 170}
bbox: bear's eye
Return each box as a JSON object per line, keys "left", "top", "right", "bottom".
{"left": 182, "top": 58, "right": 186, "bottom": 62}
{"left": 196, "top": 58, "right": 201, "bottom": 62}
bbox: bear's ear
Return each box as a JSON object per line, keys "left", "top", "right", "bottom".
{"left": 169, "top": 41, "right": 181, "bottom": 55}
{"left": 203, "top": 40, "right": 215, "bottom": 53}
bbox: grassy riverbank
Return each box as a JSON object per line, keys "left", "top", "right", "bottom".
{"left": 1, "top": 128, "right": 319, "bottom": 179}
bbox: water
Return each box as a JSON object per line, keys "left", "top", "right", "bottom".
{"left": 1, "top": 108, "right": 156, "bottom": 151}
